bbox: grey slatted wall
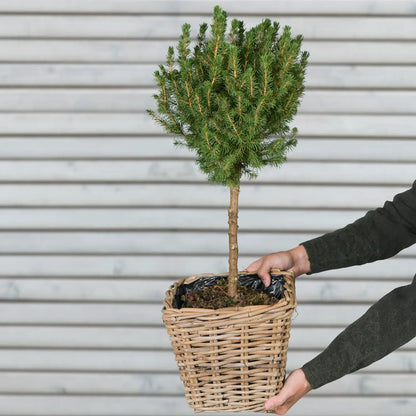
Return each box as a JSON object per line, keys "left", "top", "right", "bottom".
{"left": 0, "top": 0, "right": 415, "bottom": 415}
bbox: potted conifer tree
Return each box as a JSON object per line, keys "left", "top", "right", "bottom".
{"left": 148, "top": 6, "right": 308, "bottom": 412}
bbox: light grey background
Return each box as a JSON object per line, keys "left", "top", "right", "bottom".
{"left": 0, "top": 0, "right": 415, "bottom": 415}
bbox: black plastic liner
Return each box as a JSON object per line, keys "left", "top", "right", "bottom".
{"left": 173, "top": 273, "right": 286, "bottom": 309}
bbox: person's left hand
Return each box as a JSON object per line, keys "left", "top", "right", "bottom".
{"left": 264, "top": 369, "right": 311, "bottom": 415}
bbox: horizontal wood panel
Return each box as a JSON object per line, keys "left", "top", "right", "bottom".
{"left": 295, "top": 279, "right": 416, "bottom": 303}
{"left": 301, "top": 90, "right": 416, "bottom": 114}
{"left": 0, "top": 88, "right": 156, "bottom": 112}
{"left": 0, "top": 394, "right": 411, "bottom": 416}
{"left": 0, "top": 372, "right": 184, "bottom": 395}
{"left": 0, "top": 275, "right": 412, "bottom": 301}
{"left": 0, "top": 231, "right": 415, "bottom": 257}
{"left": 2, "top": 89, "right": 416, "bottom": 114}
{"left": 0, "top": 349, "right": 179, "bottom": 372}
{"left": 0, "top": 349, "right": 413, "bottom": 374}
{"left": 289, "top": 326, "right": 416, "bottom": 350}
{"left": 0, "top": 302, "right": 372, "bottom": 326}
{"left": 307, "top": 65, "right": 416, "bottom": 89}
{"left": 0, "top": 371, "right": 415, "bottom": 396}
{"left": 0, "top": 303, "right": 161, "bottom": 325}
{"left": 0, "top": 0, "right": 415, "bottom": 15}
{"left": 0, "top": 208, "right": 364, "bottom": 232}
{"left": 0, "top": 255, "right": 225, "bottom": 278}
{"left": 0, "top": 183, "right": 408, "bottom": 208}
{"left": 292, "top": 138, "right": 416, "bottom": 161}
{"left": 0, "top": 231, "right": 315, "bottom": 254}
{"left": 0, "top": 137, "right": 414, "bottom": 162}
{"left": 1, "top": 40, "right": 416, "bottom": 64}
{"left": 0, "top": 302, "right": 383, "bottom": 327}
{"left": 0, "top": 113, "right": 157, "bottom": 135}
{"left": 142, "top": 255, "right": 416, "bottom": 280}
{"left": 2, "top": 64, "right": 416, "bottom": 89}
{"left": 318, "top": 373, "right": 416, "bottom": 395}
{"left": 0, "top": 326, "right": 414, "bottom": 350}
{"left": 0, "top": 326, "right": 169, "bottom": 349}
{"left": 1, "top": 113, "right": 416, "bottom": 137}
{"left": 0, "top": 255, "right": 412, "bottom": 280}
{"left": 1, "top": 16, "right": 416, "bottom": 40}
{"left": 0, "top": 277, "right": 170, "bottom": 300}
{"left": 0, "top": 160, "right": 410, "bottom": 185}
{"left": 0, "top": 64, "right": 155, "bottom": 87}
{"left": 0, "top": 395, "right": 193, "bottom": 416}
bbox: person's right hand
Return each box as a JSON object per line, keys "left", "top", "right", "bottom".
{"left": 245, "top": 245, "right": 310, "bottom": 286}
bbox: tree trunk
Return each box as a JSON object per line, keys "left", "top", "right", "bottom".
{"left": 228, "top": 185, "right": 240, "bottom": 298}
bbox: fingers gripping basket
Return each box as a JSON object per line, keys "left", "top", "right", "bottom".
{"left": 162, "top": 270, "right": 296, "bottom": 413}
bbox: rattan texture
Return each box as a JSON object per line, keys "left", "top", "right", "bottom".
{"left": 162, "top": 270, "right": 297, "bottom": 413}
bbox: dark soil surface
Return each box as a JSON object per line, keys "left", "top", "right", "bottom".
{"left": 181, "top": 277, "right": 280, "bottom": 309}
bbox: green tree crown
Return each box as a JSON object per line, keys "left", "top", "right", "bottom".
{"left": 148, "top": 6, "right": 309, "bottom": 187}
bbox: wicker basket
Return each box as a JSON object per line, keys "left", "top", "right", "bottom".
{"left": 162, "top": 270, "right": 296, "bottom": 413}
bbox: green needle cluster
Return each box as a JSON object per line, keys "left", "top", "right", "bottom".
{"left": 148, "top": 5, "right": 309, "bottom": 187}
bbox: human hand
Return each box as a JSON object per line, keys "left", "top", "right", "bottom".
{"left": 246, "top": 245, "right": 310, "bottom": 286}
{"left": 264, "top": 369, "right": 311, "bottom": 415}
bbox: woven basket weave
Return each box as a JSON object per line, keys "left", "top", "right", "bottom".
{"left": 162, "top": 270, "right": 296, "bottom": 413}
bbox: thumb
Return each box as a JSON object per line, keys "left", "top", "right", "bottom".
{"left": 245, "top": 259, "right": 272, "bottom": 287}
{"left": 256, "top": 261, "right": 273, "bottom": 287}
{"left": 257, "top": 269, "right": 271, "bottom": 287}
{"left": 265, "top": 394, "right": 288, "bottom": 414}
{"left": 265, "top": 395, "right": 281, "bottom": 411}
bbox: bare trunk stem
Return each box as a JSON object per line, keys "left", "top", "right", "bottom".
{"left": 228, "top": 185, "right": 240, "bottom": 298}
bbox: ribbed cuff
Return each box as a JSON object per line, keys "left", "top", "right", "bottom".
{"left": 300, "top": 237, "right": 331, "bottom": 275}
{"left": 301, "top": 360, "right": 327, "bottom": 390}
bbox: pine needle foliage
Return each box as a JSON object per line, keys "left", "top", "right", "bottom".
{"left": 148, "top": 6, "right": 309, "bottom": 187}
{"left": 148, "top": 6, "right": 308, "bottom": 298}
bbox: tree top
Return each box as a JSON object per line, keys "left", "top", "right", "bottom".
{"left": 148, "top": 6, "right": 309, "bottom": 187}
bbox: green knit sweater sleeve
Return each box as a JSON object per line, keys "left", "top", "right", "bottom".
{"left": 302, "top": 276, "right": 416, "bottom": 389}
{"left": 298, "top": 181, "right": 416, "bottom": 390}
{"left": 302, "top": 181, "right": 416, "bottom": 274}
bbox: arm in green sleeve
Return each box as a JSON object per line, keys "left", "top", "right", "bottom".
{"left": 298, "top": 181, "right": 416, "bottom": 390}
{"left": 302, "top": 275, "right": 416, "bottom": 389}
{"left": 302, "top": 181, "right": 416, "bottom": 274}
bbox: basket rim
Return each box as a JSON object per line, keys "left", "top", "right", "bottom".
{"left": 163, "top": 269, "right": 296, "bottom": 314}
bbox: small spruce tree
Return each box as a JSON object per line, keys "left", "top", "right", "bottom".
{"left": 148, "top": 6, "right": 308, "bottom": 299}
